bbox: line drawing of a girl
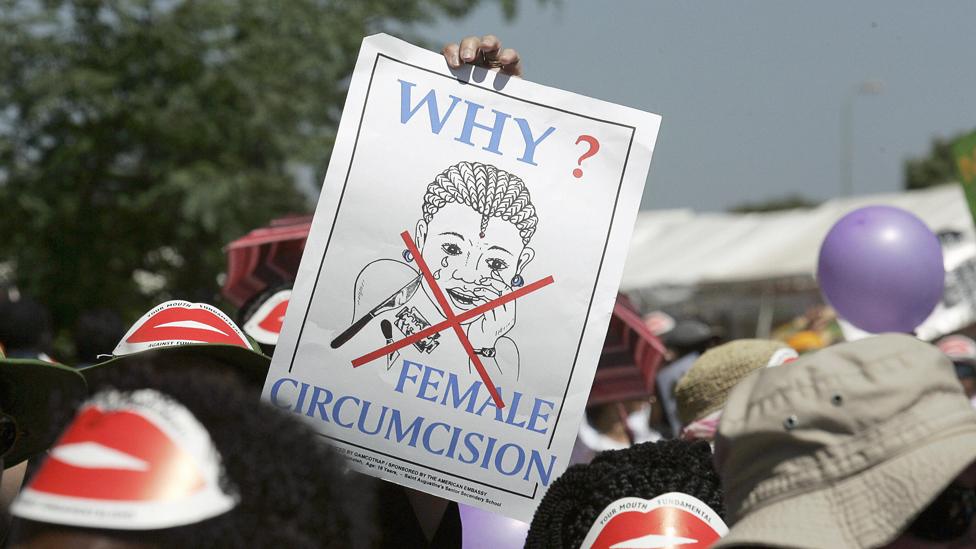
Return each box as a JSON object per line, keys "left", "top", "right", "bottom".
{"left": 340, "top": 160, "right": 539, "bottom": 381}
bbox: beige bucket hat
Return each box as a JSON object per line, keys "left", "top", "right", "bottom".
{"left": 713, "top": 334, "right": 976, "bottom": 548}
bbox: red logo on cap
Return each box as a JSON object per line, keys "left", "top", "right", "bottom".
{"left": 581, "top": 494, "right": 727, "bottom": 549}
{"left": 126, "top": 304, "right": 249, "bottom": 348}
{"left": 591, "top": 507, "right": 722, "bottom": 549}
{"left": 938, "top": 335, "right": 976, "bottom": 360}
{"left": 257, "top": 299, "right": 289, "bottom": 334}
{"left": 31, "top": 406, "right": 204, "bottom": 501}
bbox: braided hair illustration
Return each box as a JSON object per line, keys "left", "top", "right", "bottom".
{"left": 421, "top": 161, "right": 538, "bottom": 245}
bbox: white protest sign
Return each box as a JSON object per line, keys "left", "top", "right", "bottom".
{"left": 261, "top": 34, "right": 661, "bottom": 520}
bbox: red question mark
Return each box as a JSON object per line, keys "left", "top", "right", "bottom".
{"left": 573, "top": 135, "right": 600, "bottom": 179}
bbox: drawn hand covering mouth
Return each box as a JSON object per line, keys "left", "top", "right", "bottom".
{"left": 11, "top": 389, "right": 238, "bottom": 530}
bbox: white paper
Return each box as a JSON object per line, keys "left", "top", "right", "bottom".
{"left": 261, "top": 34, "right": 661, "bottom": 520}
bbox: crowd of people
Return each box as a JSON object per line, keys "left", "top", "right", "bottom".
{"left": 0, "top": 34, "right": 974, "bottom": 548}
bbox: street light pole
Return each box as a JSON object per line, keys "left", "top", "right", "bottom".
{"left": 841, "top": 80, "right": 884, "bottom": 197}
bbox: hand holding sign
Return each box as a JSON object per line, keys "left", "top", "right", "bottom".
{"left": 442, "top": 34, "right": 523, "bottom": 76}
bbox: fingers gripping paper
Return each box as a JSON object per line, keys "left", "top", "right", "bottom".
{"left": 261, "top": 34, "right": 661, "bottom": 521}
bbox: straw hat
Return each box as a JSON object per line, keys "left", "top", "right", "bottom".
{"left": 674, "top": 339, "right": 795, "bottom": 426}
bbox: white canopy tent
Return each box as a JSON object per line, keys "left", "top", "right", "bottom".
{"left": 620, "top": 184, "right": 976, "bottom": 340}
{"left": 621, "top": 184, "right": 973, "bottom": 290}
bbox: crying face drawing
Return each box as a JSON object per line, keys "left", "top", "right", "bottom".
{"left": 339, "top": 160, "right": 538, "bottom": 380}
{"left": 415, "top": 162, "right": 537, "bottom": 319}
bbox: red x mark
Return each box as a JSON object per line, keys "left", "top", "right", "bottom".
{"left": 351, "top": 231, "right": 554, "bottom": 409}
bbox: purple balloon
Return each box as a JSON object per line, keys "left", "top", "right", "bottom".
{"left": 818, "top": 205, "right": 944, "bottom": 333}
{"left": 459, "top": 504, "right": 529, "bottom": 549}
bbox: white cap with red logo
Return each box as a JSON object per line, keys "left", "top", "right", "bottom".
{"left": 242, "top": 290, "right": 291, "bottom": 346}
{"left": 580, "top": 492, "right": 728, "bottom": 549}
{"left": 81, "top": 301, "right": 270, "bottom": 386}
{"left": 936, "top": 334, "right": 976, "bottom": 362}
{"left": 11, "top": 389, "right": 239, "bottom": 530}
{"left": 113, "top": 300, "right": 256, "bottom": 355}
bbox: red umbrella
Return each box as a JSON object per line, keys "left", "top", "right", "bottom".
{"left": 222, "top": 216, "right": 312, "bottom": 308}
{"left": 587, "top": 294, "right": 667, "bottom": 407}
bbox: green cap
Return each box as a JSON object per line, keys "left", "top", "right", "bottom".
{"left": 0, "top": 351, "right": 87, "bottom": 466}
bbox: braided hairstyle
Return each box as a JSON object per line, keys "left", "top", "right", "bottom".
{"left": 421, "top": 161, "right": 538, "bottom": 245}
{"left": 525, "top": 439, "right": 725, "bottom": 549}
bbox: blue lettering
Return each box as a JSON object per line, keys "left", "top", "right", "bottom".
{"left": 445, "top": 426, "right": 464, "bottom": 459}
{"left": 293, "top": 382, "right": 310, "bottom": 414}
{"left": 305, "top": 386, "right": 333, "bottom": 421}
{"left": 475, "top": 390, "right": 505, "bottom": 421}
{"left": 333, "top": 395, "right": 360, "bottom": 429}
{"left": 479, "top": 436, "right": 498, "bottom": 470}
{"left": 384, "top": 409, "right": 424, "bottom": 447}
{"left": 525, "top": 451, "right": 558, "bottom": 485}
{"left": 495, "top": 443, "right": 526, "bottom": 477}
{"left": 514, "top": 118, "right": 555, "bottom": 166}
{"left": 503, "top": 391, "right": 527, "bottom": 428}
{"left": 399, "top": 79, "right": 462, "bottom": 134}
{"left": 269, "top": 378, "right": 297, "bottom": 410}
{"left": 455, "top": 100, "right": 509, "bottom": 155}
{"left": 440, "top": 373, "right": 483, "bottom": 413}
{"left": 459, "top": 432, "right": 484, "bottom": 465}
{"left": 417, "top": 365, "right": 444, "bottom": 403}
{"left": 527, "top": 398, "right": 556, "bottom": 434}
{"left": 422, "top": 422, "right": 451, "bottom": 456}
{"left": 395, "top": 360, "right": 423, "bottom": 393}
{"left": 357, "top": 401, "right": 389, "bottom": 436}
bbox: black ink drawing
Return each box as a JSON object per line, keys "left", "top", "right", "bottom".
{"left": 330, "top": 160, "right": 539, "bottom": 380}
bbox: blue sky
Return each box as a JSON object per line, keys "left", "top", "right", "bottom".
{"left": 420, "top": 1, "right": 976, "bottom": 211}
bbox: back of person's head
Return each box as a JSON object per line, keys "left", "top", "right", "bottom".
{"left": 11, "top": 362, "right": 372, "bottom": 548}
{"left": 663, "top": 319, "right": 719, "bottom": 357}
{"left": 72, "top": 309, "right": 125, "bottom": 365}
{"left": 526, "top": 439, "right": 724, "bottom": 548}
{"left": 0, "top": 297, "right": 51, "bottom": 356}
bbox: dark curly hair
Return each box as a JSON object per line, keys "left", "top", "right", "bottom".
{"left": 12, "top": 360, "right": 375, "bottom": 548}
{"left": 525, "top": 439, "right": 725, "bottom": 549}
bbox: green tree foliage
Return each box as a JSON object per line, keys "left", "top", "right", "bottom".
{"left": 904, "top": 133, "right": 969, "bottom": 190}
{"left": 0, "top": 0, "right": 515, "bottom": 347}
